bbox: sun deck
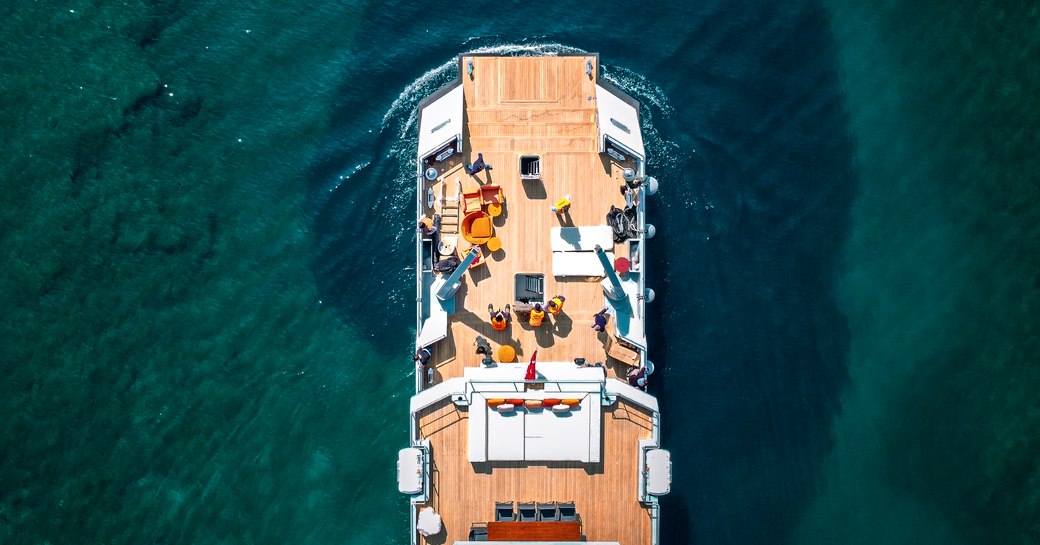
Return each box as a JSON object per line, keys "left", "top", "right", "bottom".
{"left": 421, "top": 55, "right": 643, "bottom": 378}
{"left": 404, "top": 54, "right": 666, "bottom": 545}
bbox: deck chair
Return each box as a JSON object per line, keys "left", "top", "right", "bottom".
{"left": 537, "top": 502, "right": 560, "bottom": 522}
{"left": 558, "top": 501, "right": 578, "bottom": 522}
{"left": 458, "top": 178, "right": 483, "bottom": 215}
{"left": 495, "top": 501, "right": 515, "bottom": 522}
{"left": 605, "top": 331, "right": 641, "bottom": 367}
{"left": 479, "top": 184, "right": 505, "bottom": 205}
{"left": 517, "top": 502, "right": 537, "bottom": 522}
{"left": 462, "top": 189, "right": 483, "bottom": 214}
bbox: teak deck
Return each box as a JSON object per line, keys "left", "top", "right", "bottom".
{"left": 418, "top": 55, "right": 651, "bottom": 545}
{"left": 418, "top": 398, "right": 655, "bottom": 544}
{"left": 424, "top": 55, "right": 639, "bottom": 382}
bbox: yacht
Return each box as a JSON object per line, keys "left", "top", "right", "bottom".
{"left": 399, "top": 54, "right": 669, "bottom": 545}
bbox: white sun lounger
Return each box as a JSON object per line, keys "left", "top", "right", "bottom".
{"left": 552, "top": 250, "right": 613, "bottom": 277}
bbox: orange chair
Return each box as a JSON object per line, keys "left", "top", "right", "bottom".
{"left": 462, "top": 189, "right": 483, "bottom": 215}
{"left": 479, "top": 185, "right": 505, "bottom": 206}
{"left": 461, "top": 211, "right": 494, "bottom": 244}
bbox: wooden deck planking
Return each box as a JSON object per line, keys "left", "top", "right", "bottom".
{"left": 420, "top": 55, "right": 643, "bottom": 380}
{"left": 464, "top": 56, "right": 596, "bottom": 109}
{"left": 466, "top": 122, "right": 598, "bottom": 138}
{"left": 417, "top": 398, "right": 654, "bottom": 545}
{"left": 416, "top": 56, "right": 652, "bottom": 545}
{"left": 465, "top": 108, "right": 595, "bottom": 124}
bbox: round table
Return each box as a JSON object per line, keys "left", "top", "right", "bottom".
{"left": 438, "top": 237, "right": 455, "bottom": 255}
{"left": 614, "top": 256, "right": 631, "bottom": 274}
{"left": 486, "top": 236, "right": 502, "bottom": 252}
{"left": 487, "top": 202, "right": 503, "bottom": 217}
{"left": 498, "top": 345, "right": 516, "bottom": 362}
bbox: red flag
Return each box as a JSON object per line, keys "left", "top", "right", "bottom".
{"left": 524, "top": 350, "right": 538, "bottom": 381}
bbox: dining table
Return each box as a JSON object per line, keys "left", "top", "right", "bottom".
{"left": 486, "top": 521, "right": 581, "bottom": 541}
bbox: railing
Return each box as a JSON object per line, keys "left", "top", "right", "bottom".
{"left": 414, "top": 160, "right": 426, "bottom": 396}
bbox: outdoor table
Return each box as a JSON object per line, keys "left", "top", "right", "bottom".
{"left": 486, "top": 521, "right": 581, "bottom": 541}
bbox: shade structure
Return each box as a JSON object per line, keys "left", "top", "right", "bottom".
{"left": 417, "top": 507, "right": 442, "bottom": 537}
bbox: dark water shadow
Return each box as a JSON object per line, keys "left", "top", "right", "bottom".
{"left": 635, "top": 2, "right": 856, "bottom": 544}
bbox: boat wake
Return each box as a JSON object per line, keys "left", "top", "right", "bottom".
{"left": 378, "top": 40, "right": 688, "bottom": 197}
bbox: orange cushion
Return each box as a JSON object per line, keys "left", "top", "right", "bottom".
{"left": 542, "top": 398, "right": 562, "bottom": 407}
{"left": 524, "top": 399, "right": 543, "bottom": 409}
{"left": 487, "top": 398, "right": 505, "bottom": 407}
{"left": 471, "top": 217, "right": 492, "bottom": 238}
{"left": 506, "top": 398, "right": 524, "bottom": 406}
{"left": 562, "top": 398, "right": 581, "bottom": 406}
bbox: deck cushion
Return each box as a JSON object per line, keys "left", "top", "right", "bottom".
{"left": 471, "top": 217, "right": 492, "bottom": 238}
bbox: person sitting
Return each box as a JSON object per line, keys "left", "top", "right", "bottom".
{"left": 414, "top": 348, "right": 434, "bottom": 386}
{"left": 465, "top": 152, "right": 491, "bottom": 175}
{"left": 627, "top": 366, "right": 648, "bottom": 391}
{"left": 547, "top": 295, "right": 566, "bottom": 316}
{"left": 413, "top": 347, "right": 432, "bottom": 369}
{"left": 591, "top": 308, "right": 609, "bottom": 331}
{"left": 488, "top": 303, "right": 510, "bottom": 331}
{"left": 528, "top": 303, "right": 546, "bottom": 327}
{"left": 417, "top": 218, "right": 437, "bottom": 237}
{"left": 474, "top": 336, "right": 492, "bottom": 356}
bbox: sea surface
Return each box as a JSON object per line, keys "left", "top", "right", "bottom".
{"left": 2, "top": 1, "right": 1037, "bottom": 544}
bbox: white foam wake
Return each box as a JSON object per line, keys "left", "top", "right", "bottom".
{"left": 376, "top": 41, "right": 686, "bottom": 200}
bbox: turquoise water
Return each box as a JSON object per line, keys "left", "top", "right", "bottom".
{"left": 1, "top": 1, "right": 1037, "bottom": 544}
